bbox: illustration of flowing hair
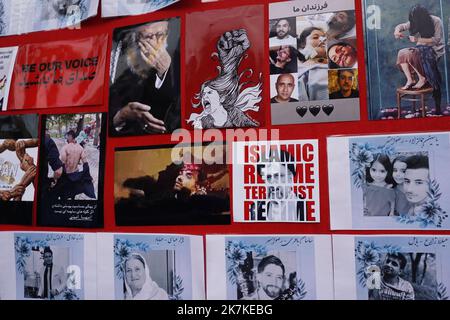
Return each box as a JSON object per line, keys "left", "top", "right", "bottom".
{"left": 192, "top": 33, "right": 262, "bottom": 112}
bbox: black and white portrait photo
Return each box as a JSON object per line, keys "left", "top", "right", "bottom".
{"left": 236, "top": 252, "right": 299, "bottom": 300}
{"left": 109, "top": 18, "right": 180, "bottom": 136}
{"left": 367, "top": 251, "right": 438, "bottom": 300}
{"left": 0, "top": 1, "right": 6, "bottom": 36}
{"left": 34, "top": 0, "right": 92, "bottom": 30}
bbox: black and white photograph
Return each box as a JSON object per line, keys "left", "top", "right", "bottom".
{"left": 35, "top": 0, "right": 89, "bottom": 29}
{"left": 0, "top": 1, "right": 6, "bottom": 36}
{"left": 234, "top": 250, "right": 299, "bottom": 300}
{"left": 109, "top": 18, "right": 180, "bottom": 137}
{"left": 269, "top": 17, "right": 298, "bottom": 48}
{"left": 0, "top": 114, "right": 39, "bottom": 225}
{"left": 37, "top": 113, "right": 106, "bottom": 227}
{"left": 117, "top": 250, "right": 174, "bottom": 300}
{"left": 328, "top": 132, "right": 450, "bottom": 230}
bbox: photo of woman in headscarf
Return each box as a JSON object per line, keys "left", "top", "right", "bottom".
{"left": 123, "top": 253, "right": 168, "bottom": 300}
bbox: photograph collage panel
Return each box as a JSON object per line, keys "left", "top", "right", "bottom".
{"left": 233, "top": 139, "right": 320, "bottom": 223}
{"left": 363, "top": 0, "right": 450, "bottom": 119}
{"left": 333, "top": 235, "right": 450, "bottom": 300}
{"left": 269, "top": 0, "right": 360, "bottom": 124}
{"left": 0, "top": 114, "right": 38, "bottom": 225}
{"left": 206, "top": 235, "right": 333, "bottom": 300}
{"left": 328, "top": 132, "right": 450, "bottom": 230}
{"left": 37, "top": 113, "right": 106, "bottom": 228}
{"left": 0, "top": 46, "right": 17, "bottom": 111}
{"left": 185, "top": 5, "right": 264, "bottom": 129}
{"left": 96, "top": 233, "right": 204, "bottom": 300}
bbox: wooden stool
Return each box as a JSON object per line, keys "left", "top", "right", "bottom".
{"left": 396, "top": 87, "right": 434, "bottom": 119}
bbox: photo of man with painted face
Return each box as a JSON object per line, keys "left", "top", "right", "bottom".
{"left": 329, "top": 69, "right": 359, "bottom": 99}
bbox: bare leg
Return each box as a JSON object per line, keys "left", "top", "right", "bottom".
{"left": 400, "top": 63, "right": 414, "bottom": 89}
{"left": 410, "top": 64, "right": 427, "bottom": 89}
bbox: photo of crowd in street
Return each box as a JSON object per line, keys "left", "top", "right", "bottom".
{"left": 0, "top": 115, "right": 38, "bottom": 225}
{"left": 363, "top": 0, "right": 450, "bottom": 119}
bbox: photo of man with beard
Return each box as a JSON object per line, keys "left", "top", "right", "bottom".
{"left": 109, "top": 18, "right": 180, "bottom": 136}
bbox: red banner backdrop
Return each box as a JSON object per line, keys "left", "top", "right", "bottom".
{"left": 8, "top": 34, "right": 108, "bottom": 110}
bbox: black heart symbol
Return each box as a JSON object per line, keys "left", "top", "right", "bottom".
{"left": 322, "top": 104, "right": 334, "bottom": 116}
{"left": 296, "top": 106, "right": 307, "bottom": 117}
{"left": 309, "top": 105, "right": 321, "bottom": 116}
